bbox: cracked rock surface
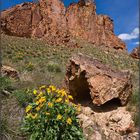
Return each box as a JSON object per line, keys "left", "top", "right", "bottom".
{"left": 65, "top": 53, "right": 132, "bottom": 106}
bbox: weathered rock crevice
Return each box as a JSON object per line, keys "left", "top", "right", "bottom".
{"left": 69, "top": 70, "right": 92, "bottom": 104}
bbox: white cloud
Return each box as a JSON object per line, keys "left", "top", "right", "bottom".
{"left": 118, "top": 27, "right": 139, "bottom": 41}
{"left": 134, "top": 42, "right": 139, "bottom": 45}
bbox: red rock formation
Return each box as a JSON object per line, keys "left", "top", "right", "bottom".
{"left": 1, "top": 0, "right": 126, "bottom": 50}
{"left": 130, "top": 46, "right": 139, "bottom": 59}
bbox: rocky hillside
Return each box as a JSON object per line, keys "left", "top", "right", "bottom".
{"left": 1, "top": 34, "right": 139, "bottom": 140}
{"left": 1, "top": 0, "right": 126, "bottom": 50}
{"left": 0, "top": 0, "right": 139, "bottom": 139}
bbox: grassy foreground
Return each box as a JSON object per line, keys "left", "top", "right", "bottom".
{"left": 1, "top": 34, "right": 139, "bottom": 139}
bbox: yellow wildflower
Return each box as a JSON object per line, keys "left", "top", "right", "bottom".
{"left": 38, "top": 96, "right": 46, "bottom": 103}
{"left": 72, "top": 103, "right": 77, "bottom": 108}
{"left": 35, "top": 106, "right": 41, "bottom": 111}
{"left": 31, "top": 114, "right": 38, "bottom": 119}
{"left": 61, "top": 90, "right": 67, "bottom": 97}
{"left": 57, "top": 114, "right": 62, "bottom": 120}
{"left": 57, "top": 90, "right": 61, "bottom": 94}
{"left": 25, "top": 105, "right": 32, "bottom": 113}
{"left": 51, "top": 86, "right": 56, "bottom": 91}
{"left": 49, "top": 85, "right": 56, "bottom": 91}
{"left": 68, "top": 95, "right": 73, "bottom": 100}
{"left": 40, "top": 103, "right": 44, "bottom": 108}
{"left": 77, "top": 106, "right": 81, "bottom": 112}
{"left": 39, "top": 85, "right": 46, "bottom": 90}
{"left": 66, "top": 118, "right": 72, "bottom": 125}
{"left": 55, "top": 98, "right": 62, "bottom": 103}
{"left": 65, "top": 99, "right": 69, "bottom": 103}
{"left": 33, "top": 90, "right": 37, "bottom": 95}
{"left": 47, "top": 88, "right": 51, "bottom": 94}
{"left": 46, "top": 112, "right": 50, "bottom": 115}
{"left": 76, "top": 104, "right": 81, "bottom": 113}
{"left": 26, "top": 113, "right": 31, "bottom": 118}
{"left": 38, "top": 92, "right": 43, "bottom": 97}
{"left": 35, "top": 101, "right": 40, "bottom": 105}
{"left": 48, "top": 102, "right": 53, "bottom": 107}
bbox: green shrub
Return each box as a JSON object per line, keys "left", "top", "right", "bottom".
{"left": 25, "top": 62, "right": 34, "bottom": 71}
{"left": 130, "top": 90, "right": 139, "bottom": 106}
{"left": 22, "top": 85, "right": 84, "bottom": 140}
{"left": 127, "top": 90, "right": 139, "bottom": 127}
{"left": 0, "top": 76, "right": 11, "bottom": 92}
{"left": 133, "top": 113, "right": 139, "bottom": 126}
{"left": 47, "top": 64, "right": 61, "bottom": 73}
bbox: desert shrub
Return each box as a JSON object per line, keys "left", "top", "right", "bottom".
{"left": 130, "top": 90, "right": 139, "bottom": 106}
{"left": 22, "top": 85, "right": 84, "bottom": 140}
{"left": 25, "top": 62, "right": 34, "bottom": 71}
{"left": 13, "top": 89, "right": 34, "bottom": 107}
{"left": 47, "top": 63, "right": 61, "bottom": 73}
{"left": 0, "top": 76, "right": 11, "bottom": 92}
{"left": 133, "top": 113, "right": 139, "bottom": 126}
{"left": 127, "top": 90, "right": 139, "bottom": 127}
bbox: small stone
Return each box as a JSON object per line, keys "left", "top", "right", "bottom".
{"left": 1, "top": 65, "right": 19, "bottom": 80}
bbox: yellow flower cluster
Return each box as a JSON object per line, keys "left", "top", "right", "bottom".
{"left": 55, "top": 98, "right": 62, "bottom": 103}
{"left": 57, "top": 114, "right": 62, "bottom": 120}
{"left": 26, "top": 113, "right": 38, "bottom": 119}
{"left": 25, "top": 85, "right": 75, "bottom": 125}
{"left": 39, "top": 85, "right": 46, "bottom": 90}
{"left": 38, "top": 96, "right": 46, "bottom": 103}
{"left": 45, "top": 85, "right": 74, "bottom": 104}
{"left": 48, "top": 102, "right": 53, "bottom": 107}
{"left": 25, "top": 105, "right": 32, "bottom": 113}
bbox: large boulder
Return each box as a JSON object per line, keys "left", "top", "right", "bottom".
{"left": 65, "top": 54, "right": 132, "bottom": 106}
{"left": 130, "top": 46, "right": 139, "bottom": 59}
{"left": 1, "top": 0, "right": 126, "bottom": 50}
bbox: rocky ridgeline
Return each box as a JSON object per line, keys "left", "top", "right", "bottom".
{"left": 1, "top": 0, "right": 126, "bottom": 50}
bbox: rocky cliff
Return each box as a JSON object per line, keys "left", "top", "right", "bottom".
{"left": 1, "top": 0, "right": 126, "bottom": 50}
{"left": 130, "top": 46, "right": 139, "bottom": 59}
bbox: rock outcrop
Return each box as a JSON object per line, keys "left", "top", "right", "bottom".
{"left": 130, "top": 46, "right": 139, "bottom": 59}
{"left": 78, "top": 106, "right": 138, "bottom": 140}
{"left": 65, "top": 54, "right": 132, "bottom": 106}
{"left": 1, "top": 65, "right": 19, "bottom": 79}
{"left": 1, "top": 0, "right": 126, "bottom": 50}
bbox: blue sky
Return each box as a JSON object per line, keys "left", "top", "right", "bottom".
{"left": 0, "top": 0, "right": 139, "bottom": 52}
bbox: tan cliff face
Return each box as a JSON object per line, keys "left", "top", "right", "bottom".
{"left": 1, "top": 0, "right": 126, "bottom": 50}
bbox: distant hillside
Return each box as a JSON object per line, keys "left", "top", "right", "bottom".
{"left": 1, "top": 34, "right": 138, "bottom": 88}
